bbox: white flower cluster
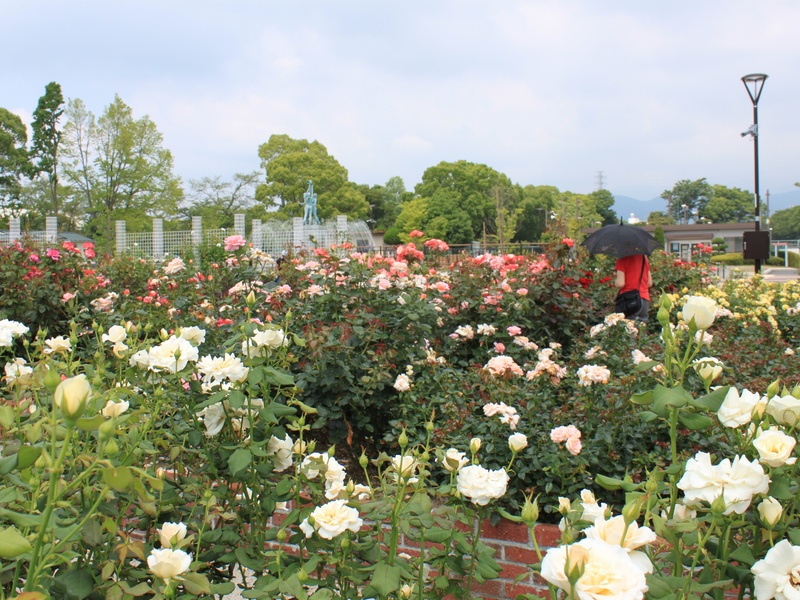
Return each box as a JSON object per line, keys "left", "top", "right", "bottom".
{"left": 525, "top": 348, "right": 567, "bottom": 384}
{"left": 483, "top": 401, "right": 520, "bottom": 430}
{"left": 543, "top": 490, "right": 655, "bottom": 600}
{"left": 483, "top": 355, "right": 523, "bottom": 377}
{"left": 0, "top": 319, "right": 28, "bottom": 347}
{"left": 196, "top": 354, "right": 249, "bottom": 392}
{"left": 241, "top": 327, "right": 289, "bottom": 358}
{"left": 677, "top": 451, "right": 769, "bottom": 515}
{"left": 197, "top": 398, "right": 264, "bottom": 437}
{"left": 148, "top": 522, "right": 192, "bottom": 584}
{"left": 130, "top": 332, "right": 201, "bottom": 374}
{"left": 576, "top": 364, "right": 610, "bottom": 387}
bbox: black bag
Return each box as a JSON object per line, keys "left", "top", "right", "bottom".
{"left": 614, "top": 257, "right": 646, "bottom": 317}
{"left": 615, "top": 289, "right": 642, "bottom": 317}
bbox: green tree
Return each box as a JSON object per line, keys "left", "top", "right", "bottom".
{"left": 186, "top": 172, "right": 261, "bottom": 229}
{"left": 513, "top": 185, "right": 558, "bottom": 242}
{"left": 770, "top": 206, "right": 800, "bottom": 239}
{"left": 61, "top": 95, "right": 182, "bottom": 243}
{"left": 323, "top": 182, "right": 370, "bottom": 221}
{"left": 589, "top": 189, "right": 617, "bottom": 225}
{"left": 661, "top": 178, "right": 712, "bottom": 222}
{"left": 415, "top": 160, "right": 514, "bottom": 239}
{"left": 358, "top": 176, "right": 408, "bottom": 230}
{"left": 648, "top": 211, "right": 675, "bottom": 226}
{"left": 0, "top": 108, "right": 30, "bottom": 213}
{"left": 702, "top": 184, "right": 753, "bottom": 223}
{"left": 29, "top": 82, "right": 65, "bottom": 218}
{"left": 256, "top": 134, "right": 351, "bottom": 219}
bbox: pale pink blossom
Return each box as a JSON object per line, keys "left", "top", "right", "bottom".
{"left": 516, "top": 288, "right": 528, "bottom": 296}
{"left": 565, "top": 437, "right": 582, "bottom": 455}
{"left": 484, "top": 355, "right": 523, "bottom": 378}
{"left": 223, "top": 234, "right": 247, "bottom": 252}
{"left": 507, "top": 326, "right": 522, "bottom": 336}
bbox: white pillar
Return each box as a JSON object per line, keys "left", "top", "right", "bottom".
{"left": 116, "top": 221, "right": 127, "bottom": 255}
{"left": 9, "top": 218, "right": 20, "bottom": 241}
{"left": 45, "top": 216, "right": 58, "bottom": 243}
{"left": 293, "top": 217, "right": 304, "bottom": 249}
{"left": 252, "top": 219, "right": 263, "bottom": 250}
{"left": 234, "top": 213, "right": 246, "bottom": 237}
{"left": 153, "top": 218, "right": 164, "bottom": 260}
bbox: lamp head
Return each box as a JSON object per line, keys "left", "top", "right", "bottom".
{"left": 742, "top": 73, "right": 768, "bottom": 105}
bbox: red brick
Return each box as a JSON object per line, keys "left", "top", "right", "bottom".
{"left": 533, "top": 523, "right": 562, "bottom": 548}
{"left": 507, "top": 583, "right": 549, "bottom": 598}
{"left": 504, "top": 544, "right": 543, "bottom": 565}
{"left": 496, "top": 561, "right": 530, "bottom": 581}
{"left": 481, "top": 518, "right": 531, "bottom": 544}
{"left": 470, "top": 578, "right": 504, "bottom": 596}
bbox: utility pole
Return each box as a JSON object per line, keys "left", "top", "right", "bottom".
{"left": 495, "top": 186, "right": 505, "bottom": 250}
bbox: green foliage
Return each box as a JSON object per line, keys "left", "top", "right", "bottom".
{"left": 771, "top": 205, "right": 800, "bottom": 239}
{"left": 28, "top": 82, "right": 65, "bottom": 218}
{"left": 0, "top": 107, "right": 30, "bottom": 211}
{"left": 711, "top": 236, "right": 728, "bottom": 254}
{"left": 186, "top": 172, "right": 261, "bottom": 229}
{"left": 661, "top": 178, "right": 712, "bottom": 222}
{"left": 704, "top": 184, "right": 753, "bottom": 222}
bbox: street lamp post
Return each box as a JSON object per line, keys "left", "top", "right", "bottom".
{"left": 742, "top": 73, "right": 768, "bottom": 274}
{"left": 681, "top": 204, "right": 688, "bottom": 225}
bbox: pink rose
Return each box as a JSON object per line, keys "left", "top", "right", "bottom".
{"left": 516, "top": 288, "right": 528, "bottom": 296}
{"left": 566, "top": 436, "right": 582, "bottom": 455}
{"left": 223, "top": 234, "right": 247, "bottom": 252}
{"left": 29, "top": 253, "right": 40, "bottom": 263}
{"left": 46, "top": 248, "right": 60, "bottom": 261}
{"left": 507, "top": 326, "right": 522, "bottom": 336}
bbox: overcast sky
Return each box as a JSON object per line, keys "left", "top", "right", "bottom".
{"left": 6, "top": 1, "right": 799, "bottom": 201}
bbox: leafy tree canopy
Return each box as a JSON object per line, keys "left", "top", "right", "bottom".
{"left": 770, "top": 205, "right": 800, "bottom": 239}
{"left": 0, "top": 108, "right": 30, "bottom": 211}
{"left": 415, "top": 160, "right": 514, "bottom": 239}
{"left": 702, "top": 184, "right": 753, "bottom": 223}
{"left": 661, "top": 178, "right": 712, "bottom": 222}
{"left": 647, "top": 211, "right": 675, "bottom": 226}
{"left": 29, "top": 82, "right": 65, "bottom": 217}
{"left": 185, "top": 172, "right": 261, "bottom": 229}
{"left": 256, "top": 134, "right": 362, "bottom": 221}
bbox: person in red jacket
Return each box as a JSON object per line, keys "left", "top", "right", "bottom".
{"left": 614, "top": 253, "right": 652, "bottom": 322}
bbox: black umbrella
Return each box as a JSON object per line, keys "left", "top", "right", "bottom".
{"left": 581, "top": 223, "right": 661, "bottom": 258}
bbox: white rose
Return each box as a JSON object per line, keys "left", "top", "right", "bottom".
{"left": 682, "top": 295, "right": 717, "bottom": 330}
{"left": 692, "top": 357, "right": 724, "bottom": 382}
{"left": 391, "top": 455, "right": 419, "bottom": 483}
{"left": 157, "top": 522, "right": 187, "bottom": 548}
{"left": 440, "top": 448, "right": 468, "bottom": 473}
{"left": 266, "top": 434, "right": 294, "bottom": 472}
{"left": 44, "top": 336, "right": 72, "bottom": 354}
{"left": 102, "top": 325, "right": 127, "bottom": 344}
{"left": 456, "top": 465, "right": 509, "bottom": 506}
{"left": 541, "top": 539, "right": 649, "bottom": 600}
{"left": 584, "top": 515, "right": 656, "bottom": 552}
{"left": 393, "top": 373, "right": 411, "bottom": 392}
{"left": 302, "top": 499, "right": 363, "bottom": 539}
{"left": 718, "top": 388, "right": 766, "bottom": 428}
{"left": 766, "top": 394, "right": 800, "bottom": 426}
{"left": 147, "top": 548, "right": 192, "bottom": 583}
{"left": 679, "top": 452, "right": 769, "bottom": 515}
{"left": 102, "top": 399, "right": 129, "bottom": 418}
{"left": 753, "top": 427, "right": 797, "bottom": 468}
{"left": 179, "top": 326, "right": 206, "bottom": 346}
{"left": 54, "top": 374, "right": 92, "bottom": 420}
{"left": 199, "top": 403, "right": 226, "bottom": 436}
{"left": 758, "top": 497, "right": 783, "bottom": 527}
{"left": 508, "top": 433, "right": 528, "bottom": 452}
{"left": 752, "top": 540, "right": 800, "bottom": 600}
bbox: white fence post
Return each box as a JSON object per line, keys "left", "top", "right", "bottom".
{"left": 116, "top": 221, "right": 127, "bottom": 255}
{"left": 153, "top": 218, "right": 164, "bottom": 260}
{"left": 234, "top": 213, "right": 246, "bottom": 237}
{"left": 292, "top": 217, "right": 304, "bottom": 249}
{"left": 252, "top": 219, "right": 263, "bottom": 250}
{"left": 192, "top": 216, "right": 202, "bottom": 260}
{"left": 46, "top": 216, "right": 58, "bottom": 243}
{"left": 9, "top": 218, "right": 20, "bottom": 242}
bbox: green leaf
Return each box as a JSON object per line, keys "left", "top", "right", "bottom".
{"left": 76, "top": 414, "right": 104, "bottom": 431}
{"left": 181, "top": 573, "right": 212, "bottom": 595}
{"left": 0, "top": 454, "right": 18, "bottom": 475}
{"left": 17, "top": 445, "right": 42, "bottom": 470}
{"left": 228, "top": 448, "right": 252, "bottom": 476}
{"left": 103, "top": 467, "right": 134, "bottom": 492}
{"left": 594, "top": 474, "right": 641, "bottom": 492}
{"left": 364, "top": 561, "right": 401, "bottom": 597}
{"left": 263, "top": 367, "right": 295, "bottom": 387}
{"left": 248, "top": 367, "right": 263, "bottom": 385}
{"left": 729, "top": 544, "right": 757, "bottom": 566}
{"left": 0, "top": 526, "right": 33, "bottom": 559}
{"left": 639, "top": 411, "right": 659, "bottom": 423}
{"left": 677, "top": 411, "right": 714, "bottom": 431}
{"left": 0, "top": 508, "right": 43, "bottom": 528}
{"left": 691, "top": 385, "right": 730, "bottom": 412}
{"left": 119, "top": 581, "right": 153, "bottom": 596}
{"left": 629, "top": 390, "right": 653, "bottom": 405}
{"left": 53, "top": 567, "right": 95, "bottom": 600}
{"left": 0, "top": 406, "right": 14, "bottom": 429}
{"left": 769, "top": 474, "right": 794, "bottom": 500}
{"left": 653, "top": 384, "right": 692, "bottom": 414}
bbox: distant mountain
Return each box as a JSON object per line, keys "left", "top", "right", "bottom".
{"left": 612, "top": 195, "right": 666, "bottom": 223}
{"left": 611, "top": 188, "right": 800, "bottom": 223}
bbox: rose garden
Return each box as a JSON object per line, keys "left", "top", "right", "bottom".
{"left": 2, "top": 231, "right": 800, "bottom": 600}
